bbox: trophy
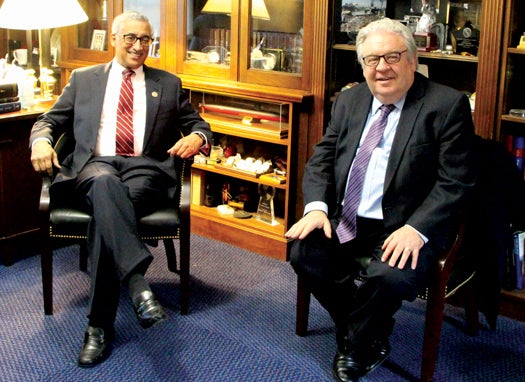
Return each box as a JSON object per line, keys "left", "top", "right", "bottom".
{"left": 255, "top": 184, "right": 277, "bottom": 225}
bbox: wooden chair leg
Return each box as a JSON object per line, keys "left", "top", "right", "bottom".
{"left": 163, "top": 238, "right": 178, "bottom": 273}
{"left": 296, "top": 276, "right": 311, "bottom": 336}
{"left": 41, "top": 236, "right": 53, "bottom": 315}
{"left": 462, "top": 280, "right": 479, "bottom": 336}
{"left": 178, "top": 231, "right": 190, "bottom": 315}
{"left": 421, "top": 272, "right": 448, "bottom": 382}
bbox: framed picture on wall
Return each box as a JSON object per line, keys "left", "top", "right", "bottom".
{"left": 90, "top": 29, "right": 106, "bottom": 51}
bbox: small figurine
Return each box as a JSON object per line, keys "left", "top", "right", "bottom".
{"left": 221, "top": 183, "right": 232, "bottom": 205}
{"left": 416, "top": 0, "right": 436, "bottom": 33}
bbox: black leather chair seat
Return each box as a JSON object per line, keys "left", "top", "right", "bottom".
{"left": 50, "top": 206, "right": 181, "bottom": 238}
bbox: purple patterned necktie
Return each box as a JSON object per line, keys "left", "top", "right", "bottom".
{"left": 116, "top": 69, "right": 135, "bottom": 156}
{"left": 336, "top": 104, "right": 395, "bottom": 243}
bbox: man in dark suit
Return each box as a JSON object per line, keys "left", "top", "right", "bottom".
{"left": 285, "top": 18, "right": 476, "bottom": 382}
{"left": 29, "top": 11, "right": 212, "bottom": 367}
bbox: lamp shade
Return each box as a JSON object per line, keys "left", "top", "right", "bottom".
{"left": 0, "top": 0, "right": 88, "bottom": 30}
{"left": 202, "top": 0, "right": 270, "bottom": 20}
{"left": 201, "top": 0, "right": 231, "bottom": 14}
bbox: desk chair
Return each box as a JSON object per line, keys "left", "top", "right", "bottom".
{"left": 38, "top": 132, "right": 191, "bottom": 316}
{"left": 295, "top": 225, "right": 479, "bottom": 382}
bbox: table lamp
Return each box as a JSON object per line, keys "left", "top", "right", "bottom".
{"left": 0, "top": 0, "right": 88, "bottom": 98}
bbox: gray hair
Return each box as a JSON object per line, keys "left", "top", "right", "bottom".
{"left": 356, "top": 18, "right": 417, "bottom": 68}
{"left": 112, "top": 10, "right": 153, "bottom": 35}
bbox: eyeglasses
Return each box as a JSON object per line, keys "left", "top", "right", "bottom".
{"left": 119, "top": 33, "right": 153, "bottom": 46}
{"left": 361, "top": 50, "right": 408, "bottom": 67}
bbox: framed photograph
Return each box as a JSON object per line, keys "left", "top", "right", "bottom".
{"left": 90, "top": 29, "right": 106, "bottom": 51}
{"left": 339, "top": 0, "right": 387, "bottom": 43}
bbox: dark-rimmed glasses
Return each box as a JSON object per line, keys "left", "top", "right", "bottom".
{"left": 361, "top": 50, "right": 408, "bottom": 67}
{"left": 119, "top": 33, "right": 153, "bottom": 46}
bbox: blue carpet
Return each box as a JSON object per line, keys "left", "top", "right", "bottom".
{"left": 1, "top": 234, "right": 525, "bottom": 382}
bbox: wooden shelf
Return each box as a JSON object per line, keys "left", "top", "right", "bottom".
{"left": 508, "top": 48, "right": 525, "bottom": 55}
{"left": 191, "top": 204, "right": 285, "bottom": 235}
{"left": 190, "top": 204, "right": 290, "bottom": 261}
{"left": 202, "top": 114, "right": 289, "bottom": 143}
{"left": 501, "top": 115, "right": 525, "bottom": 124}
{"left": 192, "top": 163, "right": 287, "bottom": 189}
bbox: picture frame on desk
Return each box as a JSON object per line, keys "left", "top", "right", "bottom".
{"left": 90, "top": 29, "right": 106, "bottom": 51}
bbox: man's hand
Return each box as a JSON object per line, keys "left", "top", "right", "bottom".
{"left": 285, "top": 210, "right": 331, "bottom": 240}
{"left": 167, "top": 134, "right": 204, "bottom": 159}
{"left": 30, "top": 140, "right": 61, "bottom": 176}
{"left": 381, "top": 225, "right": 425, "bottom": 270}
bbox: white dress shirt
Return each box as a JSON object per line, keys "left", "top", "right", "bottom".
{"left": 95, "top": 60, "right": 147, "bottom": 156}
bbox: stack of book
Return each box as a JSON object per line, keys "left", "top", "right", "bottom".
{"left": 0, "top": 83, "right": 21, "bottom": 114}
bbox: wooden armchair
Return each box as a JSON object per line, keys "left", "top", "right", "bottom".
{"left": 38, "top": 132, "right": 191, "bottom": 315}
{"left": 295, "top": 225, "right": 479, "bottom": 382}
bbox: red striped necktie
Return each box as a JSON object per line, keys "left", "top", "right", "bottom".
{"left": 116, "top": 69, "right": 135, "bottom": 156}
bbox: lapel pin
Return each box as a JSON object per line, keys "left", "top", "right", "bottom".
{"left": 152, "top": 91, "right": 159, "bottom": 98}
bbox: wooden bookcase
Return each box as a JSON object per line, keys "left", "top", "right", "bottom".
{"left": 495, "top": 0, "right": 525, "bottom": 321}
{"left": 185, "top": 87, "right": 310, "bottom": 260}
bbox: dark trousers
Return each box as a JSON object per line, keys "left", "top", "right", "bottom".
{"left": 74, "top": 156, "right": 173, "bottom": 329}
{"left": 290, "top": 217, "right": 438, "bottom": 348}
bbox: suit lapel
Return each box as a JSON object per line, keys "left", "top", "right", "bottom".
{"left": 336, "top": 88, "right": 372, "bottom": 196}
{"left": 384, "top": 75, "right": 426, "bottom": 190}
{"left": 143, "top": 65, "right": 162, "bottom": 149}
{"left": 88, "top": 63, "right": 111, "bottom": 147}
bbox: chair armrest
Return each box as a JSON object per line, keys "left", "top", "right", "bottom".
{"left": 39, "top": 175, "right": 52, "bottom": 214}
{"left": 179, "top": 158, "right": 192, "bottom": 219}
{"left": 439, "top": 223, "right": 465, "bottom": 276}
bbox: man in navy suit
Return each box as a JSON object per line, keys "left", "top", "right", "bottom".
{"left": 286, "top": 18, "right": 476, "bottom": 382}
{"left": 30, "top": 11, "right": 212, "bottom": 367}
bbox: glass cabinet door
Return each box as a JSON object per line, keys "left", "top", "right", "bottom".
{"left": 179, "top": 0, "right": 237, "bottom": 80}
{"left": 62, "top": 0, "right": 114, "bottom": 63}
{"left": 240, "top": 0, "right": 306, "bottom": 89}
{"left": 77, "top": 0, "right": 110, "bottom": 51}
{"left": 248, "top": 0, "right": 303, "bottom": 74}
{"left": 178, "top": 0, "right": 309, "bottom": 89}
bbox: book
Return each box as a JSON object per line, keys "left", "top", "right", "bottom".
{"left": 0, "top": 96, "right": 19, "bottom": 103}
{"left": 513, "top": 231, "right": 525, "bottom": 289}
{"left": 512, "top": 136, "right": 525, "bottom": 173}
{"left": 0, "top": 101, "right": 21, "bottom": 114}
{"left": 0, "top": 83, "right": 18, "bottom": 99}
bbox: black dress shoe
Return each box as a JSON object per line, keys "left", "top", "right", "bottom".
{"left": 363, "top": 338, "right": 390, "bottom": 373}
{"left": 332, "top": 351, "right": 362, "bottom": 382}
{"left": 78, "top": 326, "right": 113, "bottom": 368}
{"left": 133, "top": 291, "right": 167, "bottom": 329}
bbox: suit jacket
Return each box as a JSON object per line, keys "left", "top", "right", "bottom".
{"left": 30, "top": 62, "right": 212, "bottom": 198}
{"left": 303, "top": 73, "right": 476, "bottom": 251}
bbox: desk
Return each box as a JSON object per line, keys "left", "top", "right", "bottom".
{"left": 0, "top": 101, "right": 54, "bottom": 265}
